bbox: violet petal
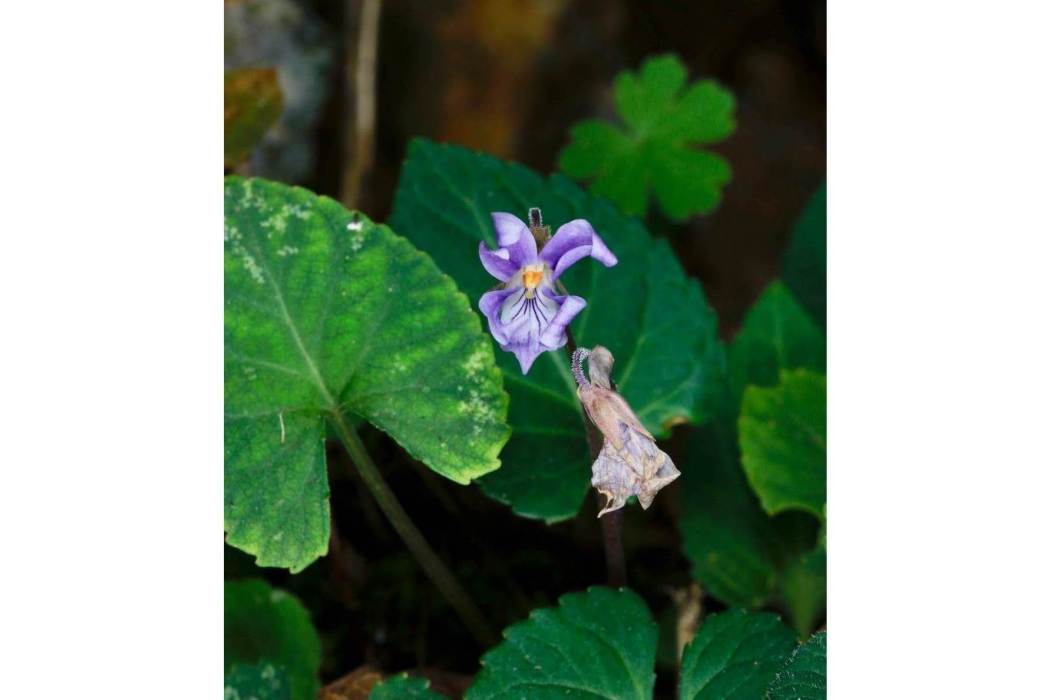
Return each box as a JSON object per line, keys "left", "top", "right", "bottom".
{"left": 479, "top": 288, "right": 518, "bottom": 344}
{"left": 491, "top": 212, "right": 538, "bottom": 267}
{"left": 539, "top": 219, "right": 618, "bottom": 280}
{"left": 538, "top": 292, "right": 586, "bottom": 349}
{"left": 478, "top": 241, "right": 518, "bottom": 281}
{"left": 507, "top": 340, "right": 544, "bottom": 375}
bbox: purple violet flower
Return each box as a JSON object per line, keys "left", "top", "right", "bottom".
{"left": 478, "top": 208, "right": 618, "bottom": 373}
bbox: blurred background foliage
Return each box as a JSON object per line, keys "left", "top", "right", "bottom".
{"left": 225, "top": 0, "right": 824, "bottom": 696}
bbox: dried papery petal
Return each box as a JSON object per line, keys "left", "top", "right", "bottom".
{"left": 586, "top": 345, "right": 615, "bottom": 389}
{"left": 572, "top": 346, "right": 680, "bottom": 516}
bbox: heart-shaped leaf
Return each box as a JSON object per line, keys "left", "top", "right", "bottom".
{"left": 466, "top": 587, "right": 658, "bottom": 700}
{"left": 225, "top": 176, "right": 510, "bottom": 571}
{"left": 390, "top": 139, "right": 726, "bottom": 521}
{"left": 739, "top": 369, "right": 826, "bottom": 520}
{"left": 224, "top": 579, "right": 321, "bottom": 700}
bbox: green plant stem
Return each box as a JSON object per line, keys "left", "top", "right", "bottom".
{"left": 564, "top": 327, "right": 627, "bottom": 588}
{"left": 327, "top": 408, "right": 497, "bottom": 648}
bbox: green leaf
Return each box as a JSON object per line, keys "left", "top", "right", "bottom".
{"left": 767, "top": 632, "right": 827, "bottom": 700}
{"left": 225, "top": 68, "right": 283, "bottom": 167}
{"left": 390, "top": 139, "right": 725, "bottom": 521}
{"left": 559, "top": 54, "right": 735, "bottom": 220}
{"left": 678, "top": 610, "right": 797, "bottom": 700}
{"left": 739, "top": 369, "right": 826, "bottom": 520}
{"left": 679, "top": 421, "right": 780, "bottom": 608}
{"left": 225, "top": 662, "right": 292, "bottom": 700}
{"left": 225, "top": 176, "right": 510, "bottom": 571}
{"left": 466, "top": 587, "right": 658, "bottom": 700}
{"left": 781, "top": 545, "right": 827, "bottom": 638}
{"left": 558, "top": 121, "right": 647, "bottom": 216}
{"left": 781, "top": 183, "right": 827, "bottom": 327}
{"left": 224, "top": 411, "right": 329, "bottom": 572}
{"left": 649, "top": 147, "right": 730, "bottom": 221}
{"left": 679, "top": 419, "right": 825, "bottom": 629}
{"left": 729, "top": 281, "right": 825, "bottom": 404}
{"left": 369, "top": 673, "right": 448, "bottom": 700}
{"left": 224, "top": 579, "right": 321, "bottom": 700}
{"left": 614, "top": 54, "right": 688, "bottom": 130}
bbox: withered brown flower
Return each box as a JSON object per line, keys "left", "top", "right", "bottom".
{"left": 573, "top": 346, "right": 680, "bottom": 517}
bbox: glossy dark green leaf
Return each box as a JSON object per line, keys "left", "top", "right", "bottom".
{"left": 369, "top": 673, "right": 447, "bottom": 700}
{"left": 225, "top": 176, "right": 510, "bottom": 571}
{"left": 729, "top": 281, "right": 825, "bottom": 404}
{"left": 766, "top": 631, "right": 827, "bottom": 699}
{"left": 678, "top": 610, "right": 797, "bottom": 700}
{"left": 224, "top": 661, "right": 292, "bottom": 700}
{"left": 224, "top": 579, "right": 321, "bottom": 700}
{"left": 559, "top": 54, "right": 735, "bottom": 220}
{"left": 781, "top": 183, "right": 827, "bottom": 327}
{"left": 739, "top": 369, "right": 827, "bottom": 520}
{"left": 680, "top": 419, "right": 825, "bottom": 630}
{"left": 224, "top": 68, "right": 284, "bottom": 167}
{"left": 679, "top": 421, "right": 781, "bottom": 608}
{"left": 466, "top": 587, "right": 658, "bottom": 700}
{"left": 390, "top": 139, "right": 725, "bottom": 521}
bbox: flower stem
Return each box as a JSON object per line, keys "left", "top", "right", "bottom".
{"left": 327, "top": 408, "right": 497, "bottom": 648}
{"left": 597, "top": 505, "right": 626, "bottom": 588}
{"left": 564, "top": 328, "right": 627, "bottom": 588}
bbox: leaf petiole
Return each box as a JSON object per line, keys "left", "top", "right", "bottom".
{"left": 326, "top": 407, "right": 497, "bottom": 648}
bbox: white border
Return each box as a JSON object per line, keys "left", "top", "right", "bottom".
{"left": 830, "top": 1, "right": 1050, "bottom": 696}
{"left": 0, "top": 1, "right": 1048, "bottom": 696}
{"left": 0, "top": 2, "right": 221, "bottom": 696}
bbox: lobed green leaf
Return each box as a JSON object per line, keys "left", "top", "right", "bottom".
{"left": 559, "top": 53, "right": 736, "bottom": 220}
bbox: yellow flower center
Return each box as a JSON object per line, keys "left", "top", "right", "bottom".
{"left": 521, "top": 265, "right": 544, "bottom": 298}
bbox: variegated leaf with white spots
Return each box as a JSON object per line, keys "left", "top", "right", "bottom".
{"left": 224, "top": 176, "right": 510, "bottom": 572}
